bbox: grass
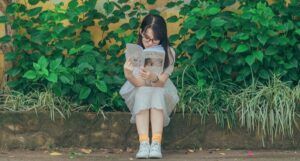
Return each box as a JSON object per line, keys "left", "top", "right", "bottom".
{"left": 176, "top": 64, "right": 299, "bottom": 144}
{"left": 1, "top": 66, "right": 299, "bottom": 145}
{"left": 231, "top": 77, "right": 299, "bottom": 145}
{"left": 0, "top": 89, "right": 105, "bottom": 121}
{"left": 175, "top": 64, "right": 237, "bottom": 128}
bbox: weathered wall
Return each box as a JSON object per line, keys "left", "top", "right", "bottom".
{"left": 0, "top": 112, "right": 299, "bottom": 150}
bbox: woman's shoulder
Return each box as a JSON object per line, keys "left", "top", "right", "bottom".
{"left": 168, "top": 47, "right": 176, "bottom": 56}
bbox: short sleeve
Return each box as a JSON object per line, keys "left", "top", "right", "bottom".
{"left": 163, "top": 48, "right": 176, "bottom": 76}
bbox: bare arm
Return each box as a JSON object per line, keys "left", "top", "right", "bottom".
{"left": 139, "top": 67, "right": 169, "bottom": 87}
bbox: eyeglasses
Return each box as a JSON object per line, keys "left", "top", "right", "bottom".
{"left": 141, "top": 34, "right": 160, "bottom": 44}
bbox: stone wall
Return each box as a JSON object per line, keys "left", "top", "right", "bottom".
{"left": 0, "top": 112, "right": 299, "bottom": 150}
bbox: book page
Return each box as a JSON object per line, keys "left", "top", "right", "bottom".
{"left": 125, "top": 43, "right": 143, "bottom": 67}
{"left": 142, "top": 50, "right": 165, "bottom": 75}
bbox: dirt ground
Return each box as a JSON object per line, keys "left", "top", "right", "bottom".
{"left": 0, "top": 148, "right": 299, "bottom": 161}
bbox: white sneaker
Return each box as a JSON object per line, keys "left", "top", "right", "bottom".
{"left": 136, "top": 141, "right": 150, "bottom": 159}
{"left": 149, "top": 141, "right": 162, "bottom": 159}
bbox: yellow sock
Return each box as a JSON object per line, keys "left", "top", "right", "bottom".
{"left": 152, "top": 133, "right": 162, "bottom": 144}
{"left": 139, "top": 134, "right": 149, "bottom": 143}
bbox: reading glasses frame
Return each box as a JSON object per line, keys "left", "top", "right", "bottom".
{"left": 141, "top": 33, "right": 160, "bottom": 45}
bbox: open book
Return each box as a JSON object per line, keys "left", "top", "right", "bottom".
{"left": 125, "top": 43, "right": 165, "bottom": 75}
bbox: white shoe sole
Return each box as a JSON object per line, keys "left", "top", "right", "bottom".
{"left": 136, "top": 156, "right": 149, "bottom": 159}
{"left": 149, "top": 154, "right": 162, "bottom": 159}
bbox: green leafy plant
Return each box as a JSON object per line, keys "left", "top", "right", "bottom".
{"left": 176, "top": 64, "right": 237, "bottom": 128}
{"left": 0, "top": 0, "right": 123, "bottom": 111}
{"left": 0, "top": 0, "right": 181, "bottom": 111}
{"left": 173, "top": 0, "right": 300, "bottom": 85}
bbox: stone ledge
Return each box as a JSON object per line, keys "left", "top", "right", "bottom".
{"left": 0, "top": 112, "right": 299, "bottom": 150}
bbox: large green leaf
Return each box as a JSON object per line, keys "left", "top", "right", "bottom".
{"left": 149, "top": 9, "right": 160, "bottom": 15}
{"left": 76, "top": 62, "right": 94, "bottom": 73}
{"left": 206, "top": 7, "right": 220, "bottom": 16}
{"left": 211, "top": 17, "right": 227, "bottom": 27}
{"left": 191, "top": 8, "right": 201, "bottom": 15}
{"left": 196, "top": 29, "right": 207, "bottom": 40}
{"left": 50, "top": 58, "right": 62, "bottom": 71}
{"left": 38, "top": 56, "right": 49, "bottom": 67}
{"left": 221, "top": 40, "right": 231, "bottom": 53}
{"left": 68, "top": 0, "right": 78, "bottom": 9}
{"left": 197, "top": 79, "right": 206, "bottom": 88}
{"left": 169, "top": 34, "right": 180, "bottom": 43}
{"left": 81, "top": 44, "right": 94, "bottom": 52}
{"left": 7, "top": 80, "right": 21, "bottom": 88}
{"left": 0, "top": 35, "right": 11, "bottom": 43}
{"left": 233, "top": 33, "right": 249, "bottom": 41}
{"left": 223, "top": 66, "right": 232, "bottom": 75}
{"left": 147, "top": 0, "right": 156, "bottom": 5}
{"left": 207, "top": 40, "right": 218, "bottom": 49}
{"left": 79, "top": 86, "right": 91, "bottom": 99}
{"left": 265, "top": 46, "right": 278, "bottom": 55}
{"left": 46, "top": 73, "right": 58, "bottom": 83}
{"left": 295, "top": 29, "right": 300, "bottom": 35}
{"left": 167, "top": 16, "right": 179, "bottom": 23}
{"left": 245, "top": 55, "right": 255, "bottom": 66}
{"left": 259, "top": 69, "right": 270, "bottom": 79}
{"left": 6, "top": 3, "right": 26, "bottom": 13}
{"left": 6, "top": 68, "right": 22, "bottom": 77}
{"left": 223, "top": 0, "right": 236, "bottom": 6}
{"left": 27, "top": 7, "right": 42, "bottom": 17}
{"left": 129, "top": 18, "right": 139, "bottom": 28}
{"left": 257, "top": 34, "right": 269, "bottom": 45}
{"left": 0, "top": 16, "right": 8, "bottom": 23}
{"left": 166, "top": 2, "right": 176, "bottom": 8}
{"left": 235, "top": 44, "right": 249, "bottom": 53}
{"left": 183, "top": 17, "right": 197, "bottom": 29}
{"left": 95, "top": 80, "right": 108, "bottom": 93}
{"left": 253, "top": 51, "right": 264, "bottom": 62}
{"left": 33, "top": 63, "right": 41, "bottom": 71}
{"left": 59, "top": 74, "right": 74, "bottom": 85}
{"left": 23, "top": 70, "right": 37, "bottom": 80}
{"left": 4, "top": 52, "right": 18, "bottom": 61}
{"left": 104, "top": 2, "right": 114, "bottom": 14}
{"left": 29, "top": 0, "right": 39, "bottom": 5}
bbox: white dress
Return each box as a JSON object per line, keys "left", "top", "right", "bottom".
{"left": 119, "top": 45, "right": 179, "bottom": 127}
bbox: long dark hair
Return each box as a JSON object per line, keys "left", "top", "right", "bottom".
{"left": 137, "top": 14, "right": 174, "bottom": 70}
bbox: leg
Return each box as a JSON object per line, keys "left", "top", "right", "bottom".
{"left": 150, "top": 108, "right": 164, "bottom": 138}
{"left": 136, "top": 109, "right": 150, "bottom": 138}
{"left": 135, "top": 109, "right": 151, "bottom": 159}
{"left": 149, "top": 108, "right": 164, "bottom": 159}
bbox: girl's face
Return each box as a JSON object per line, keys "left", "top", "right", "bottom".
{"left": 141, "top": 28, "right": 160, "bottom": 48}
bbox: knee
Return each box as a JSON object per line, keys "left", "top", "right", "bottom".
{"left": 136, "top": 109, "right": 150, "bottom": 115}
{"left": 150, "top": 108, "right": 163, "bottom": 114}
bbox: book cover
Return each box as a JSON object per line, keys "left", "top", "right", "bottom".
{"left": 125, "top": 43, "right": 165, "bottom": 75}
{"left": 125, "top": 43, "right": 144, "bottom": 67}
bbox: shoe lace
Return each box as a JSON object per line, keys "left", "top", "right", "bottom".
{"left": 151, "top": 142, "right": 161, "bottom": 151}
{"left": 139, "top": 142, "right": 149, "bottom": 152}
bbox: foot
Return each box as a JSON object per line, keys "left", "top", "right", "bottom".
{"left": 149, "top": 141, "right": 162, "bottom": 159}
{"left": 136, "top": 141, "right": 150, "bottom": 159}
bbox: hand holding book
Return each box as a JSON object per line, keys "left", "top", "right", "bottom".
{"left": 123, "top": 58, "right": 134, "bottom": 77}
{"left": 139, "top": 67, "right": 159, "bottom": 82}
{"left": 123, "top": 59, "right": 146, "bottom": 87}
